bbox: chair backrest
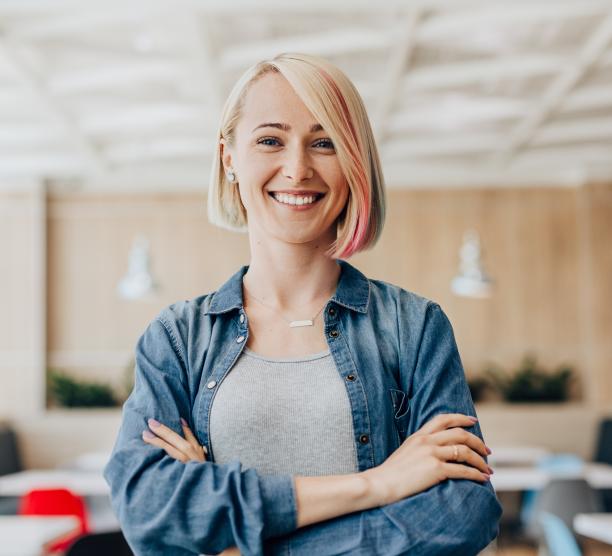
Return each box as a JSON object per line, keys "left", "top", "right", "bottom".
{"left": 539, "top": 511, "right": 582, "bottom": 556}
{"left": 0, "top": 426, "right": 22, "bottom": 476}
{"left": 520, "top": 454, "right": 585, "bottom": 528}
{"left": 594, "top": 418, "right": 612, "bottom": 464}
{"left": 533, "top": 478, "right": 603, "bottom": 532}
{"left": 19, "top": 488, "right": 90, "bottom": 552}
{"left": 66, "top": 531, "right": 133, "bottom": 556}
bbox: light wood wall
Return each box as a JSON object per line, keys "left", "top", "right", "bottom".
{"left": 1, "top": 184, "right": 611, "bottom": 467}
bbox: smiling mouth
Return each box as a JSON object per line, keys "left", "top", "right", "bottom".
{"left": 268, "top": 191, "right": 325, "bottom": 207}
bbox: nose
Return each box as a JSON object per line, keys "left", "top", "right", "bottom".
{"left": 282, "top": 145, "right": 314, "bottom": 183}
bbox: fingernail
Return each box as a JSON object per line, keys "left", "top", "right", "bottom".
{"left": 148, "top": 418, "right": 161, "bottom": 428}
{"left": 203, "top": 446, "right": 208, "bottom": 454}
{"left": 486, "top": 446, "right": 492, "bottom": 455}
{"left": 488, "top": 466, "right": 494, "bottom": 475}
{"left": 482, "top": 473, "right": 491, "bottom": 480}
{"left": 469, "top": 416, "right": 478, "bottom": 422}
{"left": 180, "top": 417, "right": 188, "bottom": 427}
{"left": 142, "top": 430, "right": 155, "bottom": 440}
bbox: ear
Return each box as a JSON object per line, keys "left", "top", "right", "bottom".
{"left": 220, "top": 139, "right": 234, "bottom": 172}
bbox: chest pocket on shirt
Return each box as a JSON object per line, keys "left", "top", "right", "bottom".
{"left": 389, "top": 388, "right": 410, "bottom": 446}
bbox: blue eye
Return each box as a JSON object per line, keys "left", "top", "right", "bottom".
{"left": 257, "top": 137, "right": 281, "bottom": 146}
{"left": 314, "top": 138, "right": 334, "bottom": 149}
{"left": 255, "top": 136, "right": 334, "bottom": 150}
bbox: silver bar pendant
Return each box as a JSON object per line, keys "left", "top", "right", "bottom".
{"left": 289, "top": 319, "right": 314, "bottom": 327}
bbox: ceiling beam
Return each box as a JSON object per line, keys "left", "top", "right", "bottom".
{"left": 402, "top": 54, "right": 563, "bottom": 90}
{"left": 0, "top": 38, "right": 106, "bottom": 177}
{"left": 179, "top": 0, "right": 224, "bottom": 117}
{"left": 495, "top": 13, "right": 612, "bottom": 162}
{"left": 532, "top": 116, "right": 612, "bottom": 145}
{"left": 373, "top": 10, "right": 420, "bottom": 143}
{"left": 417, "top": 1, "right": 612, "bottom": 42}
{"left": 220, "top": 28, "right": 390, "bottom": 69}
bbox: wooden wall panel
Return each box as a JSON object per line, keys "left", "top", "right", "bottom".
{"left": 354, "top": 188, "right": 587, "bottom": 385}
{"left": 2, "top": 183, "right": 612, "bottom": 416}
{"left": 0, "top": 192, "right": 39, "bottom": 416}
{"left": 1, "top": 183, "right": 611, "bottom": 468}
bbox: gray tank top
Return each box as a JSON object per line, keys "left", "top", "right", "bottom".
{"left": 209, "top": 347, "right": 359, "bottom": 477}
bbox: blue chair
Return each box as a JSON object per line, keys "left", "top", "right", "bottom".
{"left": 539, "top": 511, "right": 582, "bottom": 556}
{"left": 520, "top": 454, "right": 584, "bottom": 534}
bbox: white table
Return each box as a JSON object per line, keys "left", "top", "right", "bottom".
{"left": 574, "top": 513, "right": 612, "bottom": 545}
{"left": 490, "top": 463, "right": 612, "bottom": 492}
{"left": 0, "top": 469, "right": 119, "bottom": 533}
{"left": 62, "top": 452, "right": 110, "bottom": 473}
{"left": 0, "top": 515, "right": 79, "bottom": 556}
{"left": 0, "top": 470, "right": 109, "bottom": 497}
{"left": 487, "top": 445, "right": 551, "bottom": 466}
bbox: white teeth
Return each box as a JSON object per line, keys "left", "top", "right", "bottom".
{"left": 272, "top": 193, "right": 319, "bottom": 206}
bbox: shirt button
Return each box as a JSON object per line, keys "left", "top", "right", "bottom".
{"left": 239, "top": 314, "right": 245, "bottom": 323}
{"left": 329, "top": 330, "right": 339, "bottom": 338}
{"left": 236, "top": 335, "right": 245, "bottom": 343}
{"left": 359, "top": 434, "right": 369, "bottom": 444}
{"left": 346, "top": 374, "right": 356, "bottom": 382}
{"left": 206, "top": 380, "right": 217, "bottom": 389}
{"left": 328, "top": 307, "right": 336, "bottom": 316}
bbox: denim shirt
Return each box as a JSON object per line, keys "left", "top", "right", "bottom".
{"left": 104, "top": 260, "right": 502, "bottom": 556}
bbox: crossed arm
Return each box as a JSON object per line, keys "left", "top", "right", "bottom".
{"left": 109, "top": 307, "right": 501, "bottom": 555}
{"left": 143, "top": 412, "right": 497, "bottom": 556}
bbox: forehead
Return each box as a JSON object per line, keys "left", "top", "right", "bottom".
{"left": 238, "top": 71, "right": 316, "bottom": 127}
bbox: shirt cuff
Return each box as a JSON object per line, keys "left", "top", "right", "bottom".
{"left": 259, "top": 473, "right": 298, "bottom": 539}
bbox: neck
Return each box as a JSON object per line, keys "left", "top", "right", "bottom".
{"left": 243, "top": 234, "right": 341, "bottom": 313}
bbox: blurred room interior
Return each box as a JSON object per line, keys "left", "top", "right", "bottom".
{"left": 0, "top": 1, "right": 612, "bottom": 554}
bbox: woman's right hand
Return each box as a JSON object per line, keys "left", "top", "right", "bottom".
{"left": 362, "top": 413, "right": 493, "bottom": 506}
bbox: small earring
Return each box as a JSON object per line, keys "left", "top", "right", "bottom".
{"left": 226, "top": 169, "right": 236, "bottom": 183}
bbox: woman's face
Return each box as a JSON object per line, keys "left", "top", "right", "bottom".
{"left": 221, "top": 71, "right": 349, "bottom": 248}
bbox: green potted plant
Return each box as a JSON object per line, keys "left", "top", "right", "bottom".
{"left": 47, "top": 369, "right": 118, "bottom": 408}
{"left": 484, "top": 355, "right": 575, "bottom": 403}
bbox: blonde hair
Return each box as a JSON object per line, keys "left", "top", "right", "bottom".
{"left": 208, "top": 52, "right": 386, "bottom": 259}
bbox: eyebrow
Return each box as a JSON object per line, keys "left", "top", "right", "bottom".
{"left": 251, "top": 122, "right": 324, "bottom": 133}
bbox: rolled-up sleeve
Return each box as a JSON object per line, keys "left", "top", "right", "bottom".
{"left": 103, "top": 316, "right": 297, "bottom": 556}
{"left": 271, "top": 302, "right": 501, "bottom": 555}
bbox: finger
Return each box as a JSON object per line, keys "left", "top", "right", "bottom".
{"left": 417, "top": 413, "right": 478, "bottom": 436}
{"left": 431, "top": 427, "right": 489, "bottom": 458}
{"left": 142, "top": 431, "right": 188, "bottom": 462}
{"left": 442, "top": 462, "right": 490, "bottom": 483}
{"left": 180, "top": 418, "right": 206, "bottom": 459}
{"left": 148, "top": 418, "right": 193, "bottom": 454}
{"left": 436, "top": 444, "right": 492, "bottom": 475}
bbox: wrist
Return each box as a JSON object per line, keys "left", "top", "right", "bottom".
{"left": 360, "top": 467, "right": 389, "bottom": 508}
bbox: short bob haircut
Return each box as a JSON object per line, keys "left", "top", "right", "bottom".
{"left": 208, "top": 52, "right": 386, "bottom": 259}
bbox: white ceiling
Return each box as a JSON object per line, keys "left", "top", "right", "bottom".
{"left": 1, "top": 0, "right": 612, "bottom": 191}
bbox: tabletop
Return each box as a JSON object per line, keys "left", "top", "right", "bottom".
{"left": 490, "top": 463, "right": 612, "bottom": 491}
{"left": 0, "top": 469, "right": 109, "bottom": 497}
{"left": 0, "top": 515, "right": 79, "bottom": 556}
{"left": 574, "top": 513, "right": 612, "bottom": 545}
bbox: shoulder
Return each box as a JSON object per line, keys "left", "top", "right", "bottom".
{"left": 365, "top": 276, "right": 454, "bottom": 348}
{"left": 140, "top": 292, "right": 216, "bottom": 356}
{"left": 156, "top": 293, "right": 213, "bottom": 325}
{"left": 367, "top": 276, "right": 438, "bottom": 319}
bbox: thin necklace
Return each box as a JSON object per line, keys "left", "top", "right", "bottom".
{"left": 243, "top": 285, "right": 329, "bottom": 328}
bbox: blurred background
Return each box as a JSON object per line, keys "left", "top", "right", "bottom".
{"left": 1, "top": 1, "right": 611, "bottom": 555}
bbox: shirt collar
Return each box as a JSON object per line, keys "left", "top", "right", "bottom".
{"left": 204, "top": 260, "right": 370, "bottom": 315}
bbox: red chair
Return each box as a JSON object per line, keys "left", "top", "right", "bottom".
{"left": 18, "top": 488, "right": 90, "bottom": 553}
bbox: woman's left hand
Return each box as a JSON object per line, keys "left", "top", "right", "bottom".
{"left": 142, "top": 419, "right": 240, "bottom": 555}
{"left": 142, "top": 417, "right": 207, "bottom": 463}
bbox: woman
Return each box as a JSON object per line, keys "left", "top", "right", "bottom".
{"left": 104, "top": 53, "right": 501, "bottom": 556}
